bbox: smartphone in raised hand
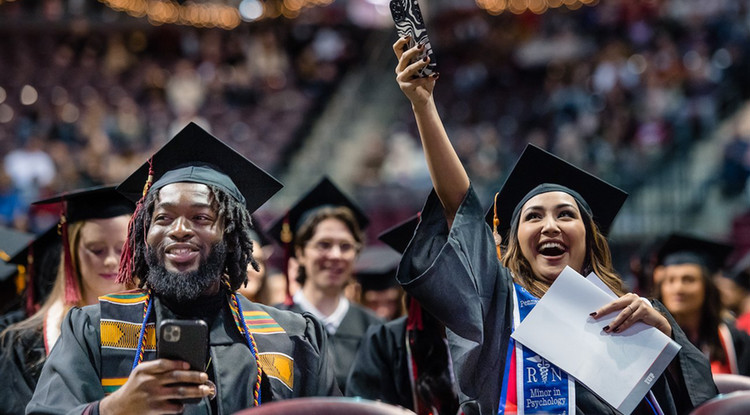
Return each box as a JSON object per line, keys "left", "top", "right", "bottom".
{"left": 157, "top": 319, "right": 209, "bottom": 404}
{"left": 390, "top": 0, "right": 437, "bottom": 78}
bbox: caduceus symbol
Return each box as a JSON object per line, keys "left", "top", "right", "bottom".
{"left": 527, "top": 355, "right": 551, "bottom": 383}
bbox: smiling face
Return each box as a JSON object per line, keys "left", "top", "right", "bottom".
{"left": 146, "top": 182, "right": 224, "bottom": 275}
{"left": 660, "top": 263, "right": 706, "bottom": 320}
{"left": 517, "top": 191, "right": 587, "bottom": 282}
{"left": 77, "top": 214, "right": 131, "bottom": 305}
{"left": 295, "top": 217, "right": 359, "bottom": 295}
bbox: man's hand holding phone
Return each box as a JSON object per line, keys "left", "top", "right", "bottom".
{"left": 99, "top": 319, "right": 213, "bottom": 415}
{"left": 99, "top": 359, "right": 213, "bottom": 415}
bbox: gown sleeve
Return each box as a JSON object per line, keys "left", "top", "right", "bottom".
{"left": 0, "top": 325, "right": 45, "bottom": 415}
{"left": 395, "top": 186, "right": 514, "bottom": 415}
{"left": 26, "top": 306, "right": 104, "bottom": 415}
{"left": 652, "top": 300, "right": 717, "bottom": 413}
{"left": 344, "top": 317, "right": 411, "bottom": 409}
{"left": 296, "top": 311, "right": 342, "bottom": 397}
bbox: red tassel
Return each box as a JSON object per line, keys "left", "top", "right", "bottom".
{"left": 406, "top": 297, "right": 424, "bottom": 331}
{"left": 281, "top": 213, "right": 294, "bottom": 306}
{"left": 118, "top": 158, "right": 154, "bottom": 286}
{"left": 116, "top": 157, "right": 154, "bottom": 286}
{"left": 61, "top": 215, "right": 81, "bottom": 305}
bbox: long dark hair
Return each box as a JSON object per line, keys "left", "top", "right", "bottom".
{"left": 127, "top": 184, "right": 257, "bottom": 291}
{"left": 502, "top": 198, "right": 626, "bottom": 298}
{"left": 657, "top": 264, "right": 725, "bottom": 363}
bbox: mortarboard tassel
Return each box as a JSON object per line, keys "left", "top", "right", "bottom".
{"left": 280, "top": 213, "right": 294, "bottom": 306}
{"left": 24, "top": 246, "right": 37, "bottom": 315}
{"left": 117, "top": 158, "right": 154, "bottom": 285}
{"left": 492, "top": 192, "right": 502, "bottom": 260}
{"left": 405, "top": 296, "right": 424, "bottom": 331}
{"left": 61, "top": 213, "right": 82, "bottom": 305}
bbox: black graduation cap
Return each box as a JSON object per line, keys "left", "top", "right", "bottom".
{"left": 32, "top": 185, "right": 135, "bottom": 223}
{"left": 117, "top": 122, "right": 283, "bottom": 213}
{"left": 248, "top": 215, "right": 271, "bottom": 247}
{"left": 32, "top": 185, "right": 135, "bottom": 304}
{"left": 7, "top": 224, "right": 60, "bottom": 267}
{"left": 0, "top": 226, "right": 35, "bottom": 282}
{"left": 355, "top": 246, "right": 402, "bottom": 291}
{"left": 656, "top": 233, "right": 733, "bottom": 273}
{"left": 7, "top": 224, "right": 61, "bottom": 313}
{"left": 728, "top": 251, "right": 750, "bottom": 291}
{"left": 353, "top": 215, "right": 420, "bottom": 292}
{"left": 267, "top": 176, "right": 369, "bottom": 247}
{"left": 378, "top": 214, "right": 420, "bottom": 255}
{"left": 484, "top": 144, "right": 628, "bottom": 238}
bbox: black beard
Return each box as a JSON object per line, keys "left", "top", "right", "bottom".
{"left": 145, "top": 241, "right": 228, "bottom": 303}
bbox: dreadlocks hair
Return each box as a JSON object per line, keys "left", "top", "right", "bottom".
{"left": 126, "top": 184, "right": 259, "bottom": 292}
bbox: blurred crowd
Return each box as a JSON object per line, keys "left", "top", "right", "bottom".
{"left": 3, "top": 0, "right": 750, "bottom": 247}
{"left": 361, "top": 0, "right": 750, "bottom": 208}
{"left": 0, "top": 0, "right": 368, "bottom": 232}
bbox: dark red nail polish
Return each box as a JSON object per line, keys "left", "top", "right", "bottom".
{"left": 603, "top": 325, "right": 610, "bottom": 332}
{"left": 589, "top": 312, "right": 597, "bottom": 317}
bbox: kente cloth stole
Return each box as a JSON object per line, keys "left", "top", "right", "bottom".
{"left": 99, "top": 290, "right": 296, "bottom": 396}
{"left": 498, "top": 283, "right": 575, "bottom": 415}
{"left": 235, "top": 295, "right": 296, "bottom": 394}
{"left": 99, "top": 290, "right": 155, "bottom": 395}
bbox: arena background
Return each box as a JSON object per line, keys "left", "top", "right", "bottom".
{"left": 2, "top": 0, "right": 750, "bottom": 294}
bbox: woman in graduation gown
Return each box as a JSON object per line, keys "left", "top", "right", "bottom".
{"left": 655, "top": 233, "right": 750, "bottom": 376}
{"left": 0, "top": 186, "right": 133, "bottom": 415}
{"left": 391, "top": 38, "right": 717, "bottom": 415}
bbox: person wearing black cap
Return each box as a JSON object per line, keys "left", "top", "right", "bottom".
{"left": 26, "top": 123, "right": 338, "bottom": 415}
{"left": 0, "top": 224, "right": 61, "bottom": 331}
{"left": 354, "top": 246, "right": 405, "bottom": 321}
{"left": 716, "top": 252, "right": 750, "bottom": 333}
{"left": 237, "top": 221, "right": 273, "bottom": 304}
{"left": 0, "top": 226, "right": 35, "bottom": 320}
{"left": 655, "top": 233, "right": 750, "bottom": 376}
{"left": 346, "top": 214, "right": 459, "bottom": 415}
{"left": 391, "top": 39, "right": 717, "bottom": 415}
{"left": 268, "top": 176, "right": 383, "bottom": 393}
{"left": 0, "top": 186, "right": 133, "bottom": 415}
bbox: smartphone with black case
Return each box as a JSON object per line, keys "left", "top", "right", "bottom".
{"left": 157, "top": 319, "right": 208, "bottom": 404}
{"left": 389, "top": 0, "right": 437, "bottom": 77}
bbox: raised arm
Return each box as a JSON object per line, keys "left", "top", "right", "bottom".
{"left": 393, "top": 37, "right": 470, "bottom": 224}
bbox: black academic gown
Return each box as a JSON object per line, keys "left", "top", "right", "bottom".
{"left": 721, "top": 322, "right": 750, "bottom": 376}
{"left": 345, "top": 316, "right": 412, "bottom": 409}
{"left": 26, "top": 294, "right": 339, "bottom": 415}
{"left": 395, "top": 186, "right": 718, "bottom": 415}
{"left": 282, "top": 301, "right": 382, "bottom": 392}
{"left": 0, "top": 323, "right": 45, "bottom": 415}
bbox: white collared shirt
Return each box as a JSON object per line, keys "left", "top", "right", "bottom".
{"left": 293, "top": 290, "right": 349, "bottom": 335}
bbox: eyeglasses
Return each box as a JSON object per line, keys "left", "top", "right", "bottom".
{"left": 309, "top": 240, "right": 360, "bottom": 256}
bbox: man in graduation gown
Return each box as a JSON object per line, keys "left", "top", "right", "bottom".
{"left": 26, "top": 123, "right": 339, "bottom": 415}
{"left": 267, "top": 177, "right": 383, "bottom": 392}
